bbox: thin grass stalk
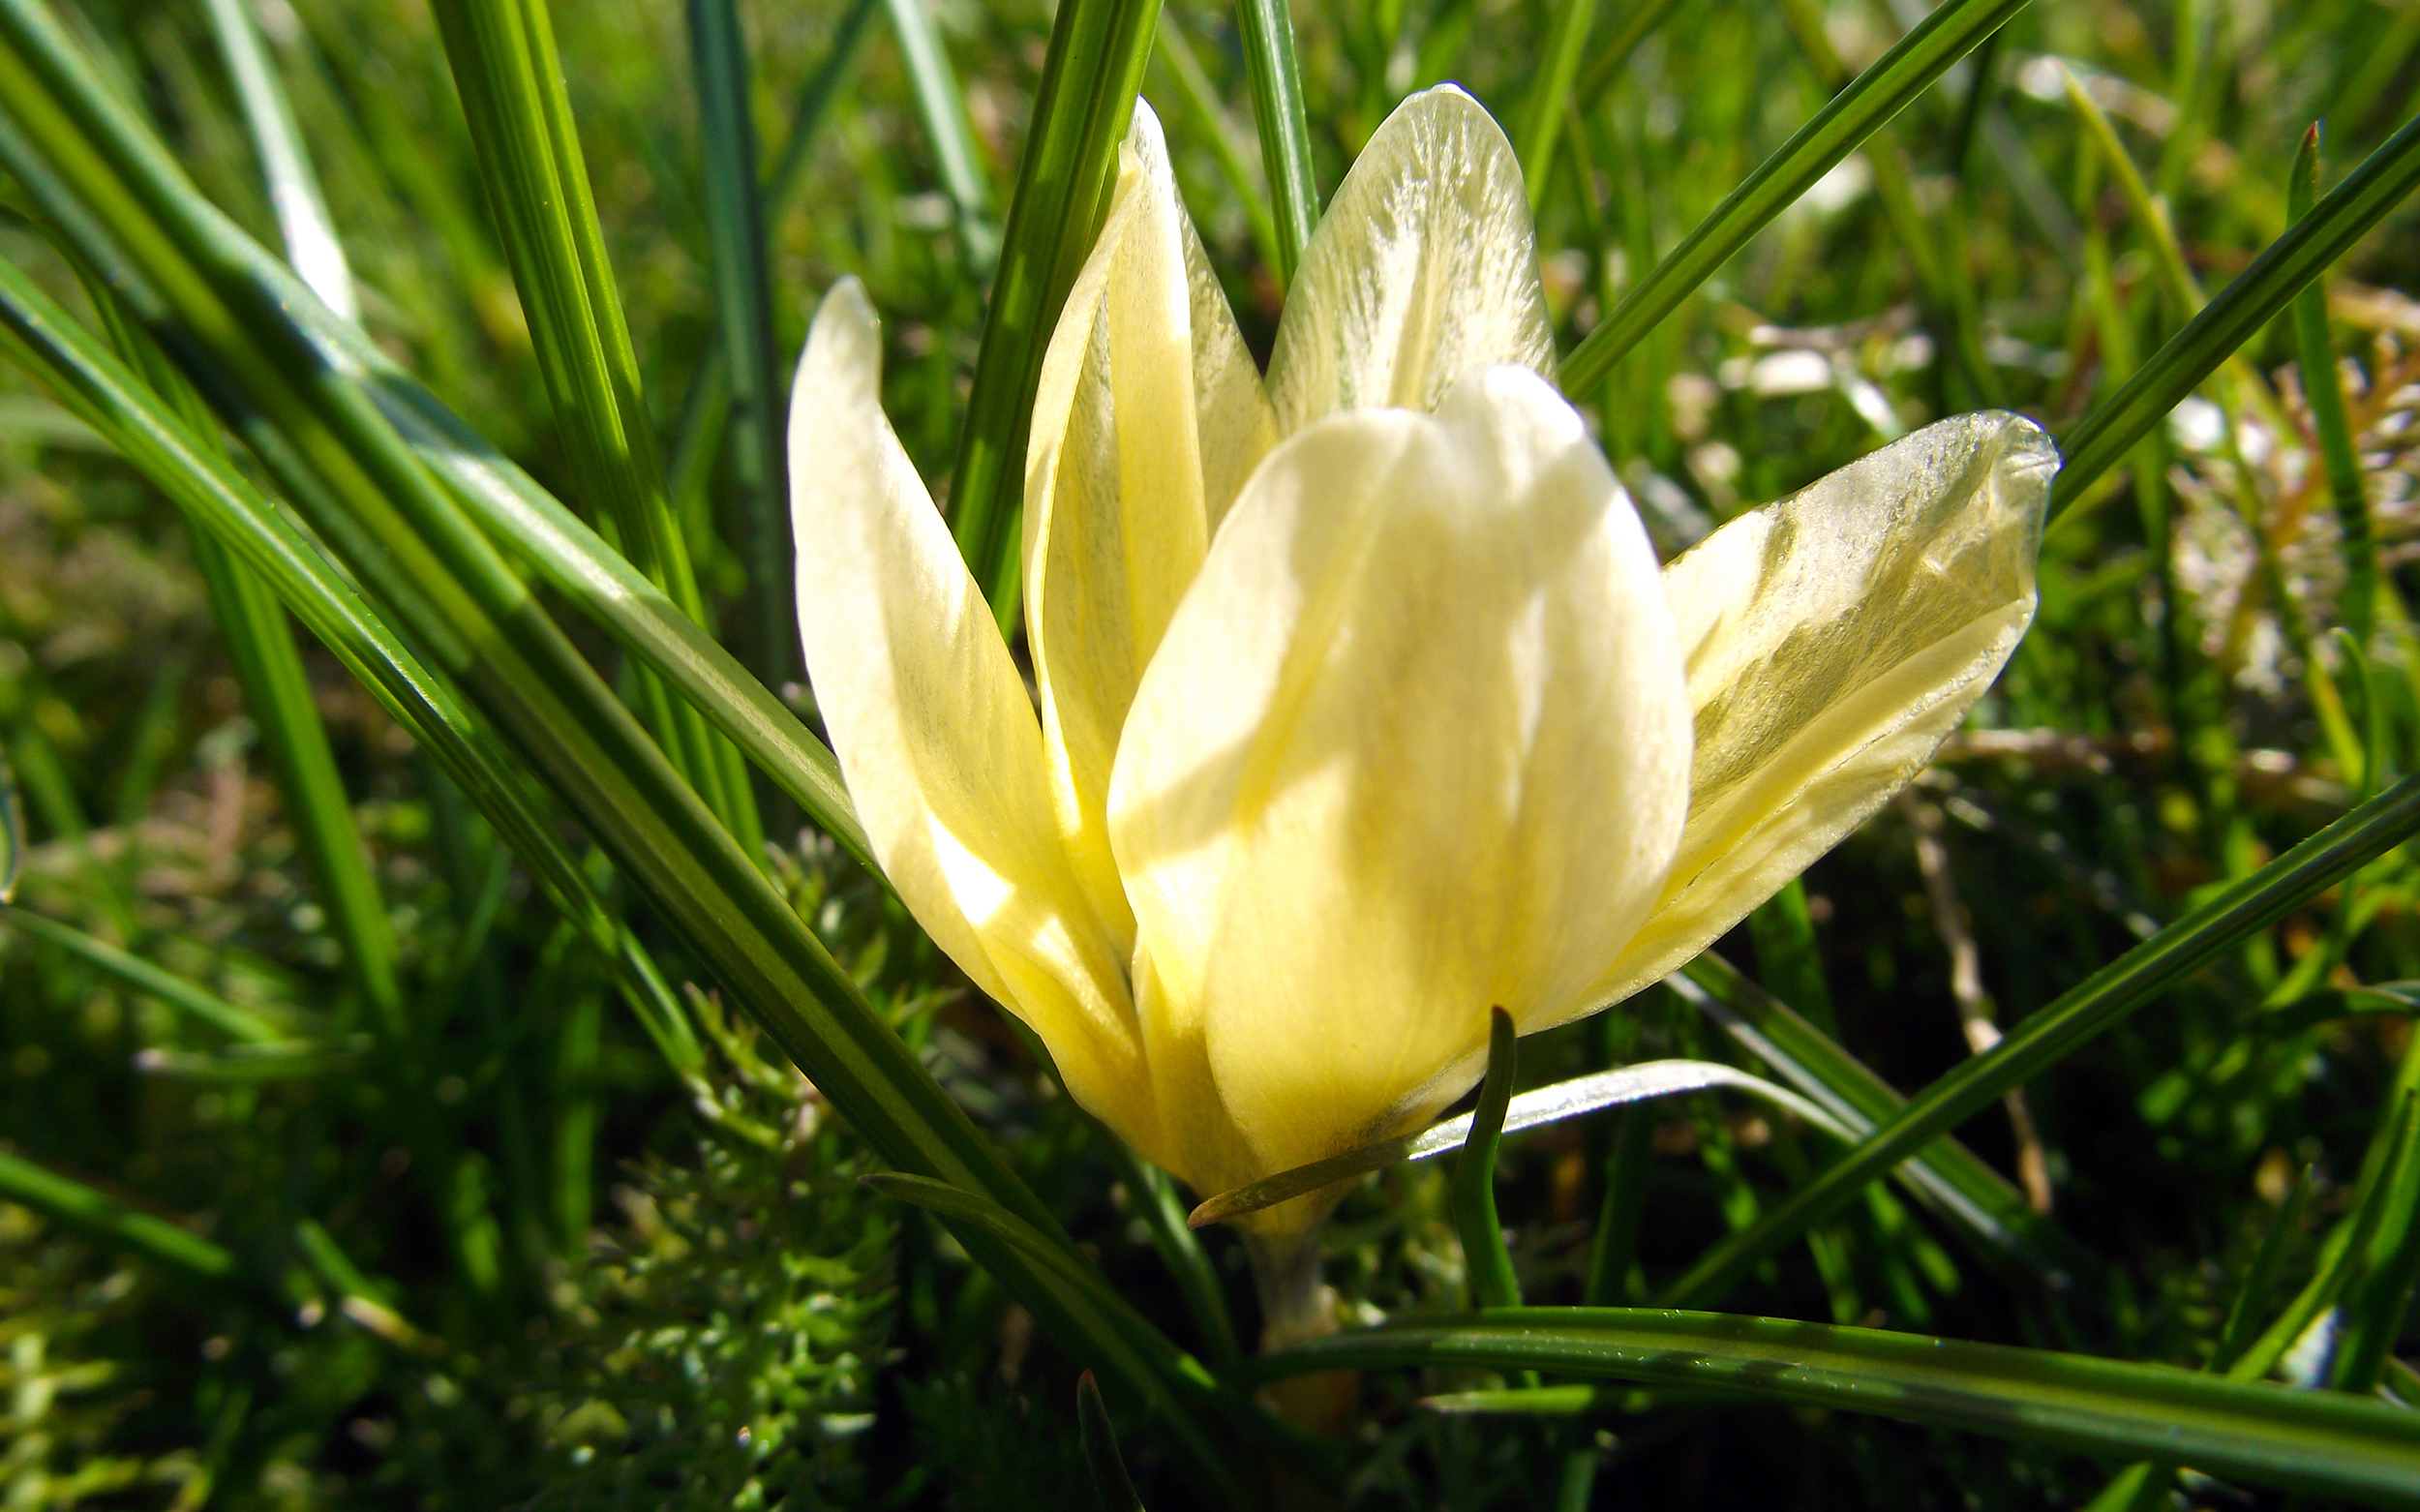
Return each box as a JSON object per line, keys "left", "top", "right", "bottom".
{"left": 0, "top": 1147, "right": 239, "bottom": 1280}
{"left": 881, "top": 0, "right": 997, "bottom": 265}
{"left": 199, "top": 0, "right": 354, "bottom": 318}
{"left": 2290, "top": 122, "right": 2376, "bottom": 646}
{"left": 1515, "top": 0, "right": 1595, "bottom": 208}
{"left": 687, "top": 0, "right": 795, "bottom": 692}
{"left": 1235, "top": 0, "right": 1316, "bottom": 279}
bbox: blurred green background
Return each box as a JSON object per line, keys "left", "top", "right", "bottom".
{"left": 1, "top": 0, "right": 2417, "bottom": 1504}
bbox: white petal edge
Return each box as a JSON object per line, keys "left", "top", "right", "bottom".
{"left": 1109, "top": 365, "right": 1691, "bottom": 1192}
{"left": 1264, "top": 84, "right": 1557, "bottom": 436}
{"left": 1581, "top": 411, "right": 2058, "bottom": 1012}
{"left": 789, "top": 279, "right": 1155, "bottom": 1151}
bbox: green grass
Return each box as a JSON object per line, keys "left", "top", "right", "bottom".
{"left": 0, "top": 0, "right": 2416, "bottom": 1505}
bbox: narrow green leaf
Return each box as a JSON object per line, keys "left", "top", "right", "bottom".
{"left": 1153, "top": 11, "right": 1281, "bottom": 279}
{"left": 2216, "top": 1164, "right": 2314, "bottom": 1373}
{"left": 1583, "top": 1105, "right": 1650, "bottom": 1305}
{"left": 1559, "top": 0, "right": 2028, "bottom": 396}
{"left": 1235, "top": 0, "right": 1316, "bottom": 279}
{"left": 881, "top": 0, "right": 997, "bottom": 265}
{"left": 199, "top": 0, "right": 353, "bottom": 318}
{"left": 0, "top": 744, "right": 20, "bottom": 902}
{"left": 688, "top": 0, "right": 797, "bottom": 692}
{"left": 1570, "top": 0, "right": 1682, "bottom": 111}
{"left": 2052, "top": 110, "right": 2420, "bottom": 515}
{"left": 2335, "top": 1091, "right": 2420, "bottom": 1393}
{"left": 1257, "top": 1309, "right": 2420, "bottom": 1506}
{"left": 2290, "top": 122, "right": 2376, "bottom": 646}
{"left": 1515, "top": 0, "right": 1595, "bottom": 207}
{"left": 1663, "top": 772, "right": 2420, "bottom": 1309}
{"left": 0, "top": 1147, "right": 238, "bottom": 1280}
{"left": 428, "top": 0, "right": 762, "bottom": 853}
{"left": 3, "top": 906, "right": 284, "bottom": 1044}
{"left": 1101, "top": 1131, "right": 1243, "bottom": 1372}
{"left": 945, "top": 0, "right": 1163, "bottom": 623}
{"left": 1453, "top": 1007, "right": 1524, "bottom": 1310}
{"left": 1077, "top": 1372, "right": 1148, "bottom": 1512}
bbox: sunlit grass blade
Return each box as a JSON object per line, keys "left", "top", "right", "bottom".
{"left": 1515, "top": 0, "right": 1594, "bottom": 206}
{"left": 1559, "top": 0, "right": 2028, "bottom": 396}
{"left": 1660, "top": 773, "right": 2420, "bottom": 1309}
{"left": 1190, "top": 1057, "right": 1850, "bottom": 1227}
{"left": 428, "top": 0, "right": 760, "bottom": 854}
{"left": 0, "top": 3, "right": 1231, "bottom": 1460}
{"left": 0, "top": 1147, "right": 239, "bottom": 1281}
{"left": 1255, "top": 1309, "right": 2420, "bottom": 1506}
{"left": 881, "top": 0, "right": 997, "bottom": 266}
{"left": 1099, "top": 1131, "right": 1244, "bottom": 1372}
{"left": 200, "top": 0, "right": 354, "bottom": 318}
{"left": 2052, "top": 110, "right": 2420, "bottom": 516}
{"left": 1674, "top": 953, "right": 2093, "bottom": 1285}
{"left": 0, "top": 252, "right": 707, "bottom": 1076}
{"left": 2290, "top": 122, "right": 2376, "bottom": 645}
{"left": 1451, "top": 1008, "right": 1524, "bottom": 1309}
{"left": 1, "top": 905, "right": 284, "bottom": 1043}
{"left": 945, "top": 0, "right": 1162, "bottom": 623}
{"left": 686, "top": 0, "right": 793, "bottom": 691}
{"left": 1153, "top": 11, "right": 1281, "bottom": 279}
{"left": 1235, "top": 0, "right": 1316, "bottom": 279}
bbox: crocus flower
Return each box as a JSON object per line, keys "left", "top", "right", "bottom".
{"left": 788, "top": 87, "right": 2055, "bottom": 1328}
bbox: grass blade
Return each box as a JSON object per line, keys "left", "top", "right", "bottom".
{"left": 1559, "top": 0, "right": 2029, "bottom": 397}
{"left": 881, "top": 0, "right": 997, "bottom": 265}
{"left": 1255, "top": 1309, "right": 2420, "bottom": 1506}
{"left": 1516, "top": 0, "right": 1595, "bottom": 208}
{"left": 1076, "top": 1372, "right": 1148, "bottom": 1512}
{"left": 944, "top": 0, "right": 1162, "bottom": 623}
{"left": 1571, "top": 0, "right": 1682, "bottom": 111}
{"left": 1153, "top": 11, "right": 1282, "bottom": 279}
{"left": 199, "top": 0, "right": 353, "bottom": 319}
{"left": 2290, "top": 122, "right": 2376, "bottom": 645}
{"left": 2052, "top": 110, "right": 2420, "bottom": 515}
{"left": 1236, "top": 0, "right": 1316, "bottom": 279}
{"left": 0, "top": 1147, "right": 238, "bottom": 1280}
{"left": 1451, "top": 1008, "right": 1523, "bottom": 1310}
{"left": 1662, "top": 772, "right": 2420, "bottom": 1309}
{"left": 2, "top": 905, "right": 283, "bottom": 1043}
{"left": 686, "top": 0, "right": 794, "bottom": 692}
{"left": 428, "top": 0, "right": 761, "bottom": 853}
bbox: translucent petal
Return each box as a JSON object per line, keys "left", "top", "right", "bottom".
{"left": 1109, "top": 366, "right": 1691, "bottom": 1193}
{"left": 1584, "top": 411, "right": 2058, "bottom": 1010}
{"left": 789, "top": 280, "right": 1153, "bottom": 1148}
{"left": 1021, "top": 101, "right": 1277, "bottom": 951}
{"left": 1264, "top": 84, "right": 1556, "bottom": 436}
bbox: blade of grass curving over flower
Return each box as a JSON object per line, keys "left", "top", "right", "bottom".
{"left": 428, "top": 0, "right": 761, "bottom": 854}
{"left": 1236, "top": 0, "right": 1316, "bottom": 278}
{"left": 1559, "top": 0, "right": 2030, "bottom": 397}
{"left": 199, "top": 0, "right": 353, "bottom": 319}
{"left": 2052, "top": 110, "right": 2420, "bottom": 517}
{"left": 945, "top": 0, "right": 1163, "bottom": 623}
{"left": 0, "top": 252, "right": 706, "bottom": 1075}
{"left": 1254, "top": 1310, "right": 2420, "bottom": 1506}
{"left": 686, "top": 0, "right": 793, "bottom": 694}
{"left": 0, "top": 4, "right": 1237, "bottom": 1464}
{"left": 0, "top": 1147, "right": 239, "bottom": 1281}
{"left": 2290, "top": 123, "right": 2376, "bottom": 645}
{"left": 1660, "top": 772, "right": 2420, "bottom": 1310}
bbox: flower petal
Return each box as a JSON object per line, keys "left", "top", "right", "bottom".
{"left": 1022, "top": 101, "right": 1277, "bottom": 950}
{"left": 1586, "top": 411, "right": 2058, "bottom": 1009}
{"left": 1108, "top": 366, "right": 1691, "bottom": 1191}
{"left": 1264, "top": 84, "right": 1556, "bottom": 436}
{"left": 790, "top": 279, "right": 1153, "bottom": 1149}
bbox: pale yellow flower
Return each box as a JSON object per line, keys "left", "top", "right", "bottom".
{"left": 787, "top": 89, "right": 2055, "bottom": 1259}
